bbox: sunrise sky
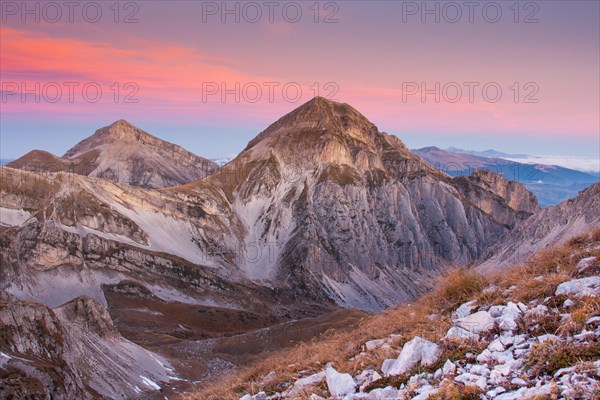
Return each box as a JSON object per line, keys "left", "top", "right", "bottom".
{"left": 1, "top": 1, "right": 599, "bottom": 162}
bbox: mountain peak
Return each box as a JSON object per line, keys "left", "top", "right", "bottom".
{"left": 243, "top": 97, "right": 378, "bottom": 153}
{"left": 109, "top": 118, "right": 136, "bottom": 130}
{"left": 102, "top": 119, "right": 146, "bottom": 142}
{"left": 58, "top": 120, "right": 218, "bottom": 187}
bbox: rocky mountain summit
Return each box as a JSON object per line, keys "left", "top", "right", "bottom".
{"left": 191, "top": 97, "right": 536, "bottom": 309}
{"left": 8, "top": 120, "right": 218, "bottom": 188}
{"left": 1, "top": 98, "right": 537, "bottom": 312}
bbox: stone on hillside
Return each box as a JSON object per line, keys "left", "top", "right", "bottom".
{"left": 285, "top": 371, "right": 326, "bottom": 396}
{"left": 455, "top": 311, "right": 496, "bottom": 334}
{"left": 489, "top": 305, "right": 506, "bottom": 318}
{"left": 325, "top": 366, "right": 355, "bottom": 397}
{"left": 452, "top": 300, "right": 477, "bottom": 321}
{"left": 487, "top": 338, "right": 506, "bottom": 352}
{"left": 442, "top": 359, "right": 456, "bottom": 376}
{"left": 355, "top": 369, "right": 381, "bottom": 392}
{"left": 497, "top": 302, "right": 522, "bottom": 331}
{"left": 476, "top": 349, "right": 493, "bottom": 363}
{"left": 365, "top": 386, "right": 398, "bottom": 400}
{"left": 365, "top": 338, "right": 387, "bottom": 351}
{"left": 383, "top": 337, "right": 441, "bottom": 376}
{"left": 524, "top": 304, "right": 548, "bottom": 318}
{"left": 555, "top": 277, "right": 600, "bottom": 297}
{"left": 446, "top": 326, "right": 477, "bottom": 340}
{"left": 577, "top": 256, "right": 596, "bottom": 272}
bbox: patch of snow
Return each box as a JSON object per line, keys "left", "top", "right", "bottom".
{"left": 140, "top": 376, "right": 161, "bottom": 390}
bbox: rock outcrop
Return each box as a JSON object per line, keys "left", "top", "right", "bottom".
{"left": 454, "top": 169, "right": 540, "bottom": 228}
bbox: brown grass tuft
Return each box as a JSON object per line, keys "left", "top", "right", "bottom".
{"left": 526, "top": 339, "right": 600, "bottom": 376}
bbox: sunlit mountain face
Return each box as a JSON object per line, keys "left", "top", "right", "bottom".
{"left": 1, "top": 1, "right": 598, "bottom": 399}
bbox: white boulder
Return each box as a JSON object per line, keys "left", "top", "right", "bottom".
{"left": 487, "top": 338, "right": 505, "bottom": 352}
{"left": 442, "top": 359, "right": 456, "bottom": 376}
{"left": 555, "top": 277, "right": 600, "bottom": 297}
{"left": 577, "top": 256, "right": 596, "bottom": 271}
{"left": 285, "top": 371, "right": 325, "bottom": 396}
{"left": 365, "top": 386, "right": 398, "bottom": 400}
{"left": 452, "top": 300, "right": 477, "bottom": 321}
{"left": 455, "top": 311, "right": 496, "bottom": 334}
{"left": 445, "top": 326, "right": 479, "bottom": 340}
{"left": 497, "top": 302, "right": 522, "bottom": 331}
{"left": 382, "top": 337, "right": 441, "bottom": 376}
{"left": 325, "top": 366, "right": 355, "bottom": 397}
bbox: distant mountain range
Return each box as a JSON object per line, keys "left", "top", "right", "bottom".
{"left": 413, "top": 146, "right": 599, "bottom": 207}
{"left": 445, "top": 147, "right": 529, "bottom": 159}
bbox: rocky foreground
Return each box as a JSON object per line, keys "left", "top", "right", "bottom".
{"left": 230, "top": 233, "right": 600, "bottom": 400}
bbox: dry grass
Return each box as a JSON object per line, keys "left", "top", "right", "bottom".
{"left": 428, "top": 380, "right": 483, "bottom": 400}
{"left": 429, "top": 268, "right": 487, "bottom": 313}
{"left": 558, "top": 296, "right": 600, "bottom": 336}
{"left": 526, "top": 339, "right": 600, "bottom": 376}
{"left": 183, "top": 229, "right": 600, "bottom": 399}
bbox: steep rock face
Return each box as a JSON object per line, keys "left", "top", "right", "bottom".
{"left": 454, "top": 169, "right": 540, "bottom": 228}
{"left": 0, "top": 294, "right": 173, "bottom": 399}
{"left": 8, "top": 120, "right": 218, "bottom": 189}
{"left": 478, "top": 183, "right": 600, "bottom": 272}
{"left": 191, "top": 97, "right": 521, "bottom": 309}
